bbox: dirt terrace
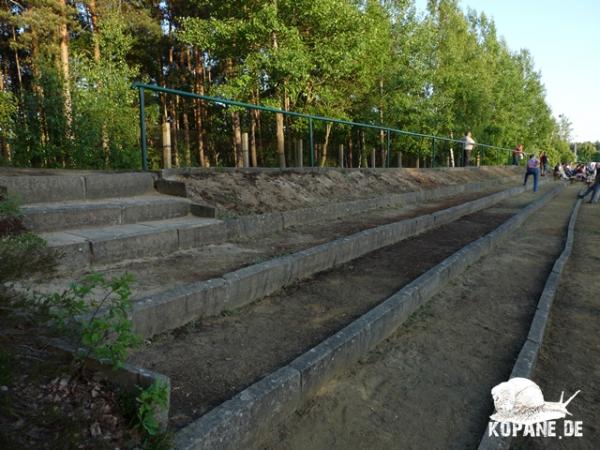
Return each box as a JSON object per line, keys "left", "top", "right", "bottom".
{"left": 176, "top": 166, "right": 522, "bottom": 216}
{"left": 129, "top": 184, "right": 558, "bottom": 431}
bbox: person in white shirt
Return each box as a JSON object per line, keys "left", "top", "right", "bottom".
{"left": 461, "top": 131, "right": 475, "bottom": 167}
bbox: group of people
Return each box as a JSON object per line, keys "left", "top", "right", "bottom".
{"left": 460, "top": 132, "right": 599, "bottom": 203}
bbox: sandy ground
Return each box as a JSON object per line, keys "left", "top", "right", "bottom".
{"left": 127, "top": 183, "right": 558, "bottom": 431}
{"left": 256, "top": 185, "right": 579, "bottom": 450}
{"left": 178, "top": 167, "right": 521, "bottom": 215}
{"left": 511, "top": 198, "right": 600, "bottom": 450}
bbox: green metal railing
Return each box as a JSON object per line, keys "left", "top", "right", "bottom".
{"left": 133, "top": 82, "right": 515, "bottom": 171}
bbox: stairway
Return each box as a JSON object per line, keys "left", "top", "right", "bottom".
{"left": 1, "top": 172, "right": 220, "bottom": 269}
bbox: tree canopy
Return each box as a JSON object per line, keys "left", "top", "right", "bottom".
{"left": 0, "top": 0, "right": 574, "bottom": 168}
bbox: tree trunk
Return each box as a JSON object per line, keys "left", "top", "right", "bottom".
{"left": 271, "top": 1, "right": 286, "bottom": 169}
{"left": 319, "top": 122, "right": 333, "bottom": 167}
{"left": 231, "top": 111, "right": 243, "bottom": 167}
{"left": 30, "top": 31, "right": 49, "bottom": 163}
{"left": 88, "top": 0, "right": 109, "bottom": 165}
{"left": 360, "top": 131, "right": 367, "bottom": 167}
{"left": 256, "top": 109, "right": 264, "bottom": 166}
{"left": 193, "top": 49, "right": 206, "bottom": 167}
{"left": 348, "top": 135, "right": 353, "bottom": 168}
{"left": 250, "top": 108, "right": 258, "bottom": 167}
{"left": 59, "top": 0, "right": 73, "bottom": 147}
{"left": 276, "top": 112, "right": 285, "bottom": 168}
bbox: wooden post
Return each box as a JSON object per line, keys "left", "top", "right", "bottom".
{"left": 297, "top": 139, "right": 303, "bottom": 168}
{"left": 371, "top": 148, "right": 376, "bottom": 168}
{"left": 162, "top": 121, "right": 172, "bottom": 169}
{"left": 339, "top": 144, "right": 344, "bottom": 168}
{"left": 242, "top": 132, "right": 249, "bottom": 168}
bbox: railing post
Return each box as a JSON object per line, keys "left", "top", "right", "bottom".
{"left": 338, "top": 144, "right": 344, "bottom": 168}
{"left": 386, "top": 130, "right": 391, "bottom": 168}
{"left": 309, "top": 118, "right": 314, "bottom": 167}
{"left": 371, "top": 147, "right": 376, "bottom": 168}
{"left": 431, "top": 137, "right": 435, "bottom": 168}
{"left": 297, "top": 139, "right": 303, "bottom": 168}
{"left": 162, "top": 121, "right": 172, "bottom": 169}
{"left": 138, "top": 86, "right": 148, "bottom": 171}
{"left": 242, "top": 132, "right": 249, "bottom": 168}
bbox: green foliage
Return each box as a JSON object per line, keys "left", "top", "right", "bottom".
{"left": 40, "top": 273, "right": 141, "bottom": 368}
{"left": 0, "top": 193, "right": 21, "bottom": 217}
{"left": 0, "top": 0, "right": 575, "bottom": 168}
{"left": 0, "top": 233, "right": 55, "bottom": 282}
{"left": 136, "top": 380, "right": 169, "bottom": 437}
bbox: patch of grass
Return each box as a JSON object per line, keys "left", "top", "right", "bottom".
{"left": 0, "top": 193, "right": 21, "bottom": 218}
{"left": 0, "top": 232, "right": 55, "bottom": 282}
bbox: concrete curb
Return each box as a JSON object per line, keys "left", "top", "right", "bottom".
{"left": 477, "top": 196, "right": 581, "bottom": 450}
{"left": 172, "top": 184, "right": 565, "bottom": 450}
{"left": 132, "top": 181, "right": 545, "bottom": 338}
{"left": 0, "top": 172, "right": 156, "bottom": 204}
{"left": 49, "top": 339, "right": 171, "bottom": 431}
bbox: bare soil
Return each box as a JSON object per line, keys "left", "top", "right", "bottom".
{"left": 178, "top": 167, "right": 521, "bottom": 216}
{"left": 256, "top": 185, "right": 579, "bottom": 450}
{"left": 512, "top": 199, "right": 600, "bottom": 450}
{"left": 128, "top": 183, "right": 557, "bottom": 431}
{"left": 0, "top": 295, "right": 147, "bottom": 450}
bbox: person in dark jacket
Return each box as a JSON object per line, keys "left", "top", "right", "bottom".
{"left": 578, "top": 168, "right": 600, "bottom": 203}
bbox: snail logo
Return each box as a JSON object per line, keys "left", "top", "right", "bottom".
{"left": 487, "top": 377, "right": 583, "bottom": 439}
{"left": 490, "top": 377, "right": 580, "bottom": 425}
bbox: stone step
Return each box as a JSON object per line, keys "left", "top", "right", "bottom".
{"left": 42, "top": 215, "right": 222, "bottom": 268}
{"left": 21, "top": 195, "right": 193, "bottom": 232}
{"left": 0, "top": 172, "right": 155, "bottom": 204}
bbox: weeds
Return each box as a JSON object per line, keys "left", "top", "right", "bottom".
{"left": 136, "top": 380, "right": 169, "bottom": 437}
{"left": 0, "top": 232, "right": 55, "bottom": 282}
{"left": 38, "top": 272, "right": 141, "bottom": 369}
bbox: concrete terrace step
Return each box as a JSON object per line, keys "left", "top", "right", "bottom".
{"left": 0, "top": 172, "right": 155, "bottom": 204}
{"left": 42, "top": 177, "right": 525, "bottom": 270}
{"left": 21, "top": 195, "right": 193, "bottom": 232}
{"left": 41, "top": 215, "right": 222, "bottom": 268}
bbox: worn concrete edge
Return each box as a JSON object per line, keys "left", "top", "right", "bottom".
{"left": 47, "top": 338, "right": 171, "bottom": 431}
{"left": 171, "top": 183, "right": 564, "bottom": 450}
{"left": 0, "top": 172, "right": 157, "bottom": 204}
{"left": 477, "top": 194, "right": 580, "bottom": 450}
{"left": 160, "top": 166, "right": 522, "bottom": 176}
{"left": 50, "top": 175, "right": 526, "bottom": 269}
{"left": 132, "top": 181, "right": 542, "bottom": 338}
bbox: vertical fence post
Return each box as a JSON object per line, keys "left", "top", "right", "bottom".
{"left": 297, "top": 139, "right": 303, "bottom": 168}
{"left": 309, "top": 118, "right": 315, "bottom": 167}
{"left": 162, "top": 121, "right": 172, "bottom": 169}
{"left": 386, "top": 130, "right": 391, "bottom": 168}
{"left": 138, "top": 86, "right": 148, "bottom": 171}
{"left": 431, "top": 137, "right": 435, "bottom": 168}
{"left": 339, "top": 144, "right": 344, "bottom": 168}
{"left": 242, "top": 132, "right": 249, "bottom": 168}
{"left": 371, "top": 147, "right": 376, "bottom": 168}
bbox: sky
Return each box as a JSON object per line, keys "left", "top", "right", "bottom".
{"left": 414, "top": 0, "right": 600, "bottom": 142}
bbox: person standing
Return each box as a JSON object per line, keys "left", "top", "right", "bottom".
{"left": 523, "top": 153, "right": 540, "bottom": 192}
{"left": 462, "top": 131, "right": 475, "bottom": 167}
{"left": 540, "top": 151, "right": 549, "bottom": 176}
{"left": 578, "top": 166, "right": 600, "bottom": 204}
{"left": 512, "top": 144, "right": 524, "bottom": 166}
